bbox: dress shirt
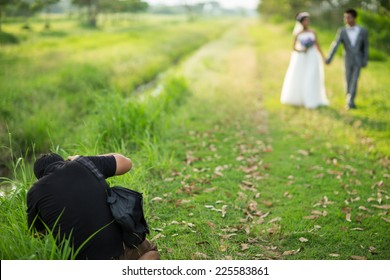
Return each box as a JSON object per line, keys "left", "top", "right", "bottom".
{"left": 346, "top": 25, "right": 360, "bottom": 47}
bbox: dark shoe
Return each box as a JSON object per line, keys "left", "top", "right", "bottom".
{"left": 346, "top": 104, "right": 357, "bottom": 110}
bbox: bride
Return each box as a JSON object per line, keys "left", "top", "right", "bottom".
{"left": 280, "top": 12, "right": 329, "bottom": 109}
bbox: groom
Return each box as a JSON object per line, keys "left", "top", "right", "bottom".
{"left": 325, "top": 8, "right": 369, "bottom": 109}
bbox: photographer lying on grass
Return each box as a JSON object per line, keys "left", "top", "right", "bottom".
{"left": 27, "top": 152, "right": 159, "bottom": 260}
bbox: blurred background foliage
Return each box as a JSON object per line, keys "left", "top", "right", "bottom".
{"left": 257, "top": 0, "right": 390, "bottom": 55}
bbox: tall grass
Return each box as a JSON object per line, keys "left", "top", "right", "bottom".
{"left": 0, "top": 69, "right": 192, "bottom": 259}
{"left": 0, "top": 14, "right": 232, "bottom": 259}
{"left": 0, "top": 16, "right": 233, "bottom": 173}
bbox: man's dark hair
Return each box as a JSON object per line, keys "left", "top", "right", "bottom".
{"left": 345, "top": 8, "right": 358, "bottom": 18}
{"left": 34, "top": 153, "right": 64, "bottom": 179}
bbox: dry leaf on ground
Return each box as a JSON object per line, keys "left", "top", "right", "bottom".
{"left": 372, "top": 204, "right": 390, "bottom": 210}
{"left": 207, "top": 221, "right": 216, "bottom": 229}
{"left": 304, "top": 215, "right": 319, "bottom": 220}
{"left": 203, "top": 187, "right": 217, "bottom": 193}
{"left": 150, "top": 233, "right": 165, "bottom": 242}
{"left": 262, "top": 200, "right": 273, "bottom": 207}
{"left": 268, "top": 217, "right": 282, "bottom": 224}
{"left": 221, "top": 205, "right": 227, "bottom": 218}
{"left": 151, "top": 197, "right": 163, "bottom": 202}
{"left": 351, "top": 255, "right": 367, "bottom": 260}
{"left": 192, "top": 252, "right": 209, "bottom": 259}
{"left": 219, "top": 245, "right": 227, "bottom": 252}
{"left": 350, "top": 228, "right": 364, "bottom": 231}
{"left": 299, "top": 237, "right": 308, "bottom": 243}
{"left": 382, "top": 217, "right": 390, "bottom": 223}
{"left": 329, "top": 253, "right": 340, "bottom": 257}
{"left": 369, "top": 247, "right": 378, "bottom": 254}
{"left": 283, "top": 248, "right": 301, "bottom": 256}
{"left": 297, "top": 150, "right": 310, "bottom": 156}
{"left": 311, "top": 210, "right": 327, "bottom": 216}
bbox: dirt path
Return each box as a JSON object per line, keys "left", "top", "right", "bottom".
{"left": 151, "top": 21, "right": 282, "bottom": 260}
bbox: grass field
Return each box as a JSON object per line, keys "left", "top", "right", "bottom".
{"left": 0, "top": 15, "right": 233, "bottom": 172}
{"left": 0, "top": 15, "right": 389, "bottom": 260}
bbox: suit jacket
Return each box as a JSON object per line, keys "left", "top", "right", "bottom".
{"left": 326, "top": 25, "right": 369, "bottom": 68}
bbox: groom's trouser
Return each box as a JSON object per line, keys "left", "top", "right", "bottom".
{"left": 345, "top": 63, "right": 361, "bottom": 107}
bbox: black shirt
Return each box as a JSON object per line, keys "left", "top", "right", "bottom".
{"left": 27, "top": 156, "right": 124, "bottom": 259}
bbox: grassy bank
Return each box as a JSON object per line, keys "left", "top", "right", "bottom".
{"left": 0, "top": 70, "right": 192, "bottom": 259}
{"left": 0, "top": 16, "right": 232, "bottom": 259}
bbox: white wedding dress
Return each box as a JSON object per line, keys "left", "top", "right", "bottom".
{"left": 281, "top": 31, "right": 329, "bottom": 109}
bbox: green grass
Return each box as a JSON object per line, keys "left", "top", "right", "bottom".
{"left": 0, "top": 16, "right": 389, "bottom": 260}
{"left": 248, "top": 20, "right": 390, "bottom": 259}
{"left": 0, "top": 70, "right": 194, "bottom": 260}
{"left": 0, "top": 15, "right": 233, "bottom": 259}
{"left": 0, "top": 15, "right": 234, "bottom": 171}
{"left": 143, "top": 20, "right": 389, "bottom": 259}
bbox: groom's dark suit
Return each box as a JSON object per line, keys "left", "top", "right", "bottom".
{"left": 326, "top": 25, "right": 369, "bottom": 108}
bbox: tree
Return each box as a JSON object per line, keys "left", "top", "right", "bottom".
{"left": 72, "top": 0, "right": 98, "bottom": 27}
{"left": 35, "top": 0, "right": 60, "bottom": 29}
{"left": 259, "top": 0, "right": 390, "bottom": 17}
{"left": 0, "top": 0, "right": 14, "bottom": 32}
{"left": 13, "top": 0, "right": 44, "bottom": 29}
{"left": 72, "top": 0, "right": 148, "bottom": 27}
{"left": 378, "top": 0, "right": 390, "bottom": 14}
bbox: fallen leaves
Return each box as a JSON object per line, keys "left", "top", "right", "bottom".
{"left": 221, "top": 205, "right": 227, "bottom": 218}
{"left": 204, "top": 204, "right": 228, "bottom": 218}
{"left": 311, "top": 210, "right": 328, "bottom": 217}
{"left": 205, "top": 222, "right": 217, "bottom": 232}
{"left": 185, "top": 151, "right": 200, "bottom": 166}
{"left": 150, "top": 233, "right": 165, "bottom": 242}
{"left": 350, "top": 255, "right": 367, "bottom": 260}
{"left": 268, "top": 217, "right": 282, "bottom": 224}
{"left": 358, "top": 206, "right": 369, "bottom": 211}
{"left": 282, "top": 248, "right": 301, "bottom": 256}
{"left": 160, "top": 114, "right": 390, "bottom": 262}
{"left": 261, "top": 200, "right": 273, "bottom": 207}
{"left": 299, "top": 237, "right": 309, "bottom": 243}
{"left": 304, "top": 208, "right": 328, "bottom": 220}
{"left": 219, "top": 245, "right": 227, "bottom": 252}
{"left": 304, "top": 215, "right": 320, "bottom": 220}
{"left": 192, "top": 252, "right": 209, "bottom": 259}
{"left": 313, "top": 196, "right": 334, "bottom": 208}
{"left": 371, "top": 204, "right": 390, "bottom": 210}
{"left": 382, "top": 217, "right": 390, "bottom": 223}
{"left": 368, "top": 246, "right": 378, "bottom": 254}
{"left": 203, "top": 187, "right": 217, "bottom": 193}
{"left": 239, "top": 181, "right": 257, "bottom": 192}
{"left": 297, "top": 149, "right": 310, "bottom": 156}
{"left": 284, "top": 191, "right": 293, "bottom": 199}
{"left": 151, "top": 197, "right": 164, "bottom": 203}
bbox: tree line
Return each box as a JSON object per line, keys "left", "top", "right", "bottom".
{"left": 0, "top": 0, "right": 148, "bottom": 32}
{"left": 258, "top": 0, "right": 390, "bottom": 55}
{"left": 258, "top": 0, "right": 389, "bottom": 19}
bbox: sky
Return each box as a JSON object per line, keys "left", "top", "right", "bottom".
{"left": 145, "top": 0, "right": 259, "bottom": 10}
